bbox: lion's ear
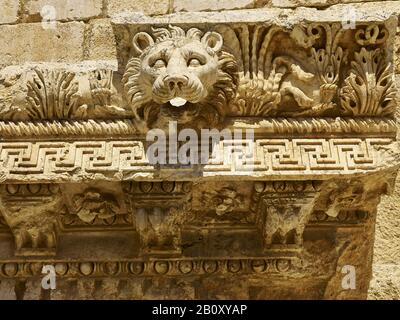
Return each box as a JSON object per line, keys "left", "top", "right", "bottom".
{"left": 132, "top": 32, "right": 154, "bottom": 55}
{"left": 201, "top": 32, "right": 223, "bottom": 53}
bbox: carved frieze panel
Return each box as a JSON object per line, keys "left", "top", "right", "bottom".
{"left": 0, "top": 19, "right": 396, "bottom": 129}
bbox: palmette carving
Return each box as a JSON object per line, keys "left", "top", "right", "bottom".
{"left": 0, "top": 66, "right": 129, "bottom": 121}
{"left": 290, "top": 23, "right": 347, "bottom": 116}
{"left": 340, "top": 48, "right": 396, "bottom": 116}
{"left": 26, "top": 69, "right": 80, "bottom": 119}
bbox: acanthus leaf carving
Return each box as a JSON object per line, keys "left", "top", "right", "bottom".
{"left": 26, "top": 69, "right": 80, "bottom": 120}
{"left": 340, "top": 48, "right": 396, "bottom": 116}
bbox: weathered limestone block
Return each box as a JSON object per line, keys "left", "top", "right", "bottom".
{"left": 107, "top": 0, "right": 170, "bottom": 17}
{"left": 0, "top": 22, "right": 86, "bottom": 69}
{"left": 369, "top": 265, "right": 400, "bottom": 299}
{"left": 271, "top": 0, "right": 381, "bottom": 8}
{"left": 173, "top": 0, "right": 254, "bottom": 12}
{"left": 23, "top": 0, "right": 103, "bottom": 21}
{"left": 0, "top": 0, "right": 19, "bottom": 24}
{"left": 84, "top": 19, "right": 118, "bottom": 62}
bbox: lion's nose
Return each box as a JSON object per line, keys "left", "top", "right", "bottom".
{"left": 164, "top": 75, "right": 188, "bottom": 91}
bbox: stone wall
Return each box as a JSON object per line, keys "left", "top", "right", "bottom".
{"left": 0, "top": 0, "right": 399, "bottom": 299}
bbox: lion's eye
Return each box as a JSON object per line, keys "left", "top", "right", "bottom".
{"left": 152, "top": 59, "right": 166, "bottom": 69}
{"left": 188, "top": 58, "right": 201, "bottom": 67}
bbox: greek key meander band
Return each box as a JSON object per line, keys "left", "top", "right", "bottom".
{"left": 0, "top": 138, "right": 395, "bottom": 181}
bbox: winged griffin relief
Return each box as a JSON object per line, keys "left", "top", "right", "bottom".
{"left": 0, "top": 23, "right": 395, "bottom": 127}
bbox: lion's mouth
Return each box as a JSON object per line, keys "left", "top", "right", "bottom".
{"left": 169, "top": 97, "right": 188, "bottom": 107}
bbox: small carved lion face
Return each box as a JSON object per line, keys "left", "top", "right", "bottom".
{"left": 122, "top": 26, "right": 238, "bottom": 128}
{"left": 134, "top": 30, "right": 222, "bottom": 108}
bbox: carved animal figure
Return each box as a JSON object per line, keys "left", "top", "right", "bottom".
{"left": 122, "top": 25, "right": 239, "bottom": 129}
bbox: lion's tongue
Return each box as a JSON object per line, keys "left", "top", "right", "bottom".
{"left": 169, "top": 97, "right": 187, "bottom": 107}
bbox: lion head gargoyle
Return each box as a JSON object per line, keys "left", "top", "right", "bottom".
{"left": 122, "top": 25, "right": 238, "bottom": 129}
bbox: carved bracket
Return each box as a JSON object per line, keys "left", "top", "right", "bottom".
{"left": 0, "top": 184, "right": 61, "bottom": 256}
{"left": 123, "top": 181, "right": 192, "bottom": 256}
{"left": 252, "top": 181, "right": 319, "bottom": 250}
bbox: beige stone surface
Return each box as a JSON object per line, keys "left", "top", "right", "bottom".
{"left": 395, "top": 27, "right": 400, "bottom": 75}
{"left": 84, "top": 19, "right": 117, "bottom": 61}
{"left": 368, "top": 104, "right": 400, "bottom": 299}
{"left": 173, "top": 0, "right": 254, "bottom": 12}
{"left": 23, "top": 0, "right": 103, "bottom": 21}
{"left": 0, "top": 22, "right": 85, "bottom": 68}
{"left": 107, "top": 0, "right": 169, "bottom": 16}
{"left": 369, "top": 265, "right": 400, "bottom": 299}
{"left": 0, "top": 0, "right": 19, "bottom": 24}
{"left": 270, "top": 0, "right": 386, "bottom": 8}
